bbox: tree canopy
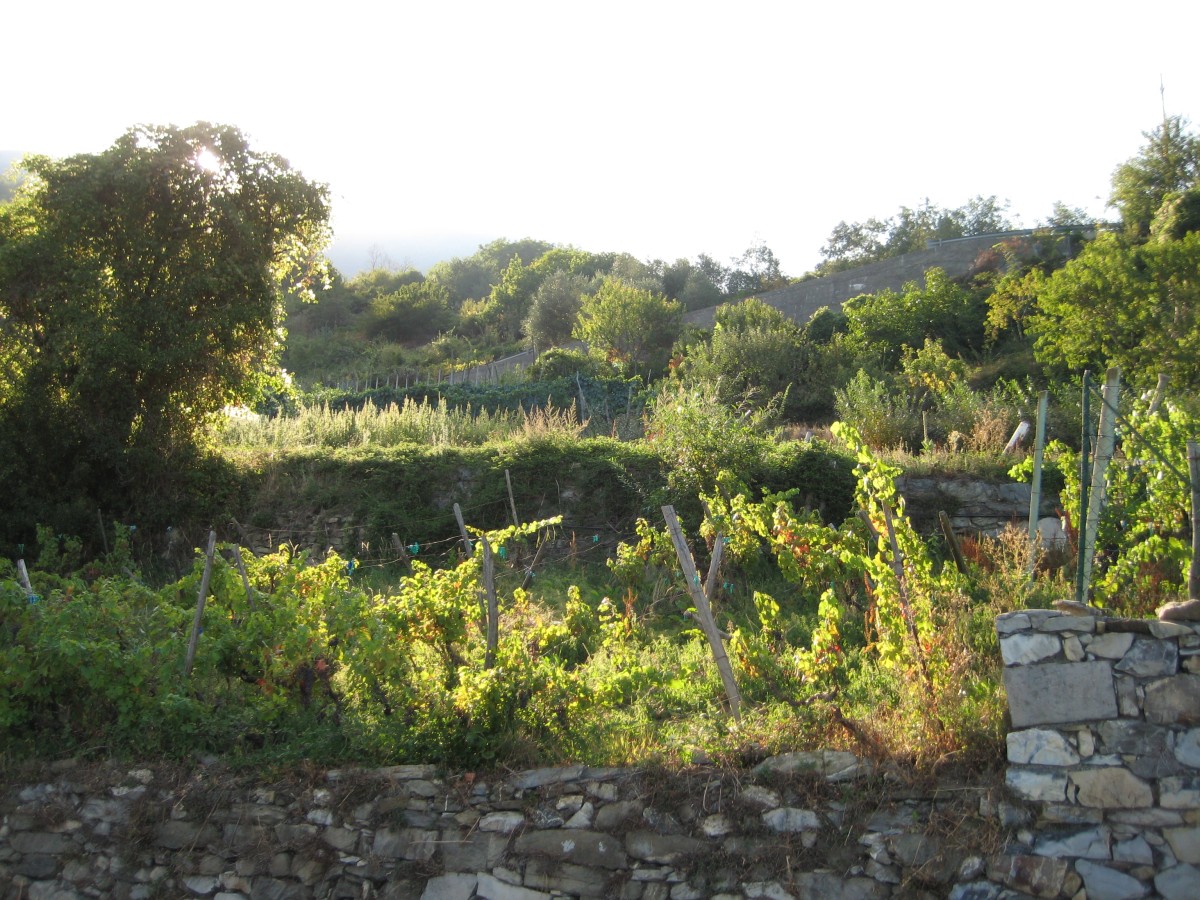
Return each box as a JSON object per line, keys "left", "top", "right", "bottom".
{"left": 1109, "top": 116, "right": 1200, "bottom": 237}
{"left": 0, "top": 123, "right": 331, "bottom": 539}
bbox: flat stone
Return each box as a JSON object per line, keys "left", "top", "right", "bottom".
{"left": 1070, "top": 768, "right": 1153, "bottom": 808}
{"left": 479, "top": 812, "right": 526, "bottom": 833}
{"left": 1063, "top": 635, "right": 1085, "bottom": 660}
{"left": 1144, "top": 675, "right": 1200, "bottom": 725}
{"left": 1033, "top": 826, "right": 1111, "bottom": 860}
{"left": 367, "top": 764, "right": 438, "bottom": 781}
{"left": 743, "top": 883, "right": 797, "bottom": 900}
{"left": 624, "top": 830, "right": 705, "bottom": 864}
{"left": 1156, "top": 864, "right": 1200, "bottom": 900}
{"left": 1115, "top": 674, "right": 1140, "bottom": 716}
{"left": 371, "top": 827, "right": 437, "bottom": 861}
{"left": 508, "top": 766, "right": 585, "bottom": 790}
{"left": 791, "top": 873, "right": 889, "bottom": 899}
{"left": 523, "top": 860, "right": 611, "bottom": 898}
{"left": 1161, "top": 775, "right": 1200, "bottom": 808}
{"left": 1004, "top": 661, "right": 1118, "bottom": 727}
{"left": 1075, "top": 860, "right": 1149, "bottom": 900}
{"left": 1001, "top": 633, "right": 1061, "bottom": 666}
{"left": 440, "top": 830, "right": 510, "bottom": 872}
{"left": 889, "top": 833, "right": 963, "bottom": 883}
{"left": 1007, "top": 729, "right": 1081, "bottom": 766}
{"left": 762, "top": 807, "right": 821, "bottom": 832}
{"left": 564, "top": 802, "right": 595, "bottom": 829}
{"left": 473, "top": 873, "right": 551, "bottom": 900}
{"left": 1150, "top": 621, "right": 1197, "bottom": 639}
{"left": 419, "top": 873, "right": 477, "bottom": 900}
{"left": 1113, "top": 835, "right": 1155, "bottom": 865}
{"left": 1176, "top": 728, "right": 1200, "bottom": 768}
{"left": 593, "top": 800, "right": 644, "bottom": 830}
{"left": 1042, "top": 614, "right": 1096, "bottom": 632}
{"left": 996, "top": 612, "right": 1031, "bottom": 635}
{"left": 1006, "top": 768, "right": 1068, "bottom": 802}
{"left": 739, "top": 785, "right": 781, "bottom": 809}
{"left": 1115, "top": 638, "right": 1179, "bottom": 677}
{"left": 513, "top": 829, "right": 627, "bottom": 869}
{"left": 1164, "top": 826, "right": 1200, "bottom": 864}
{"left": 1158, "top": 600, "right": 1200, "bottom": 621}
{"left": 1108, "top": 808, "right": 1185, "bottom": 827}
{"left": 1087, "top": 632, "right": 1136, "bottom": 659}
{"left": 701, "top": 814, "right": 733, "bottom": 837}
{"left": 988, "top": 854, "right": 1071, "bottom": 898}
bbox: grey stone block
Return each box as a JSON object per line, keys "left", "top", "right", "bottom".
{"left": 1004, "top": 661, "right": 1118, "bottom": 726}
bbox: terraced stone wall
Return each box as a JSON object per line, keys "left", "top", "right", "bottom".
{"left": 997, "top": 608, "right": 1200, "bottom": 899}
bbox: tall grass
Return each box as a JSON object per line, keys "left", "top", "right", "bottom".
{"left": 219, "top": 397, "right": 585, "bottom": 450}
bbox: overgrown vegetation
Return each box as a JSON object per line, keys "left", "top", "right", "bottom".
{"left": 3, "top": 115, "right": 1200, "bottom": 775}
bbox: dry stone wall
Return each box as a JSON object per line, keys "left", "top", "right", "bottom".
{"left": 997, "top": 608, "right": 1200, "bottom": 900}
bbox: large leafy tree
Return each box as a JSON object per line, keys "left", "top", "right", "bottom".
{"left": 1110, "top": 116, "right": 1200, "bottom": 237}
{"left": 1027, "top": 230, "right": 1200, "bottom": 388}
{"left": 574, "top": 278, "right": 682, "bottom": 378}
{"left": 0, "top": 122, "right": 330, "bottom": 540}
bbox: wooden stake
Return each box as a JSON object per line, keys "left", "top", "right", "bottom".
{"left": 1080, "top": 367, "right": 1121, "bottom": 603}
{"left": 1189, "top": 440, "right": 1200, "bottom": 600}
{"left": 1027, "top": 390, "right": 1049, "bottom": 576}
{"left": 231, "top": 544, "right": 255, "bottom": 610}
{"left": 521, "top": 534, "right": 549, "bottom": 591}
{"left": 938, "top": 511, "right": 968, "bottom": 576}
{"left": 481, "top": 535, "right": 499, "bottom": 669}
{"left": 16, "top": 560, "right": 36, "bottom": 600}
{"left": 184, "top": 530, "right": 218, "bottom": 677}
{"left": 453, "top": 503, "right": 473, "bottom": 557}
{"left": 662, "top": 506, "right": 742, "bottom": 722}
{"left": 504, "top": 469, "right": 520, "bottom": 527}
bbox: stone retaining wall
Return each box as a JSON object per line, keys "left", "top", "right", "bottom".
{"left": 0, "top": 752, "right": 1002, "bottom": 900}
{"left": 997, "top": 609, "right": 1200, "bottom": 899}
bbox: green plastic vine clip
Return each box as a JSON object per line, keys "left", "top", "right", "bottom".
{"left": 408, "top": 544, "right": 420, "bottom": 555}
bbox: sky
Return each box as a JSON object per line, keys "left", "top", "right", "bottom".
{"left": 5, "top": 1, "right": 1200, "bottom": 277}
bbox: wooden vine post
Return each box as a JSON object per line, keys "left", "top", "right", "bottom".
{"left": 1080, "top": 367, "right": 1121, "bottom": 604}
{"left": 481, "top": 535, "right": 499, "bottom": 670}
{"left": 1189, "top": 440, "right": 1200, "bottom": 600}
{"left": 184, "top": 530, "right": 218, "bottom": 677}
{"left": 661, "top": 505, "right": 742, "bottom": 722}
{"left": 1026, "top": 390, "right": 1050, "bottom": 577}
{"left": 453, "top": 503, "right": 473, "bottom": 557}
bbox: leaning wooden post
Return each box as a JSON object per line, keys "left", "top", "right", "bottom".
{"left": 230, "top": 544, "right": 256, "bottom": 610}
{"left": 1188, "top": 440, "right": 1200, "bottom": 600}
{"left": 938, "top": 511, "right": 968, "bottom": 576}
{"left": 16, "top": 560, "right": 36, "bottom": 600}
{"left": 504, "top": 469, "right": 520, "bottom": 527}
{"left": 453, "top": 503, "right": 473, "bottom": 557}
{"left": 1027, "top": 390, "right": 1050, "bottom": 577}
{"left": 184, "top": 530, "right": 218, "bottom": 677}
{"left": 1076, "top": 371, "right": 1092, "bottom": 603}
{"left": 1080, "top": 367, "right": 1121, "bottom": 604}
{"left": 481, "top": 535, "right": 499, "bottom": 670}
{"left": 662, "top": 506, "right": 742, "bottom": 722}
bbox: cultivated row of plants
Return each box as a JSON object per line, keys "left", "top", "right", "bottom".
{"left": 1, "top": 428, "right": 1051, "bottom": 771}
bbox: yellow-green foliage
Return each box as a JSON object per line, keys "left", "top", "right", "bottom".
{"left": 219, "top": 397, "right": 584, "bottom": 450}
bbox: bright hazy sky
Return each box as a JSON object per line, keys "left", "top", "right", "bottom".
{"left": 6, "top": 1, "right": 1200, "bottom": 276}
